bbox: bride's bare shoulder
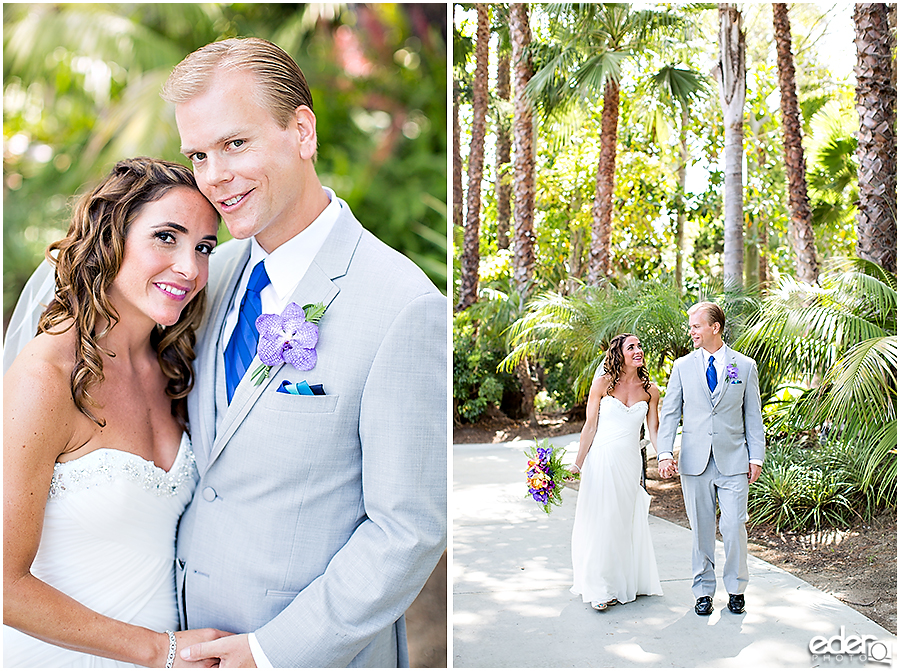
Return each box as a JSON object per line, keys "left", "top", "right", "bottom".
{"left": 591, "top": 372, "right": 612, "bottom": 396}
{"left": 5, "top": 326, "right": 79, "bottom": 403}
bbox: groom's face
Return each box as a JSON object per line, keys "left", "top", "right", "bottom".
{"left": 176, "top": 69, "right": 317, "bottom": 252}
{"left": 688, "top": 312, "right": 720, "bottom": 350}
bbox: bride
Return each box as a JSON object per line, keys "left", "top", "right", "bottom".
{"left": 569, "top": 333, "right": 664, "bottom": 611}
{"left": 3, "top": 158, "right": 230, "bottom": 667}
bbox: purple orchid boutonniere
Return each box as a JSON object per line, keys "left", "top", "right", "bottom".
{"left": 250, "top": 302, "right": 327, "bottom": 386}
{"left": 725, "top": 363, "right": 742, "bottom": 384}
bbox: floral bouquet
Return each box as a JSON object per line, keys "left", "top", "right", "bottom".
{"left": 525, "top": 439, "right": 578, "bottom": 514}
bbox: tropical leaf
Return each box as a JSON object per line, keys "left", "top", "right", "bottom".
{"left": 737, "top": 258, "right": 897, "bottom": 477}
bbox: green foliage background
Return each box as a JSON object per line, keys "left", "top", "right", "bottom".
{"left": 3, "top": 3, "right": 448, "bottom": 330}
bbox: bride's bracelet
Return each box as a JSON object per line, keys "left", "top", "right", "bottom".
{"left": 165, "top": 630, "right": 177, "bottom": 669}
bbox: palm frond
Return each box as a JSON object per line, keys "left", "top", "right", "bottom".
{"left": 804, "top": 336, "right": 897, "bottom": 440}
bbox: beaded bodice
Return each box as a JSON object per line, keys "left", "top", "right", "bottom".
{"left": 49, "top": 441, "right": 197, "bottom": 500}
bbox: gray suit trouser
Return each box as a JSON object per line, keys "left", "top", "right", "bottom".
{"left": 680, "top": 454, "right": 750, "bottom": 598}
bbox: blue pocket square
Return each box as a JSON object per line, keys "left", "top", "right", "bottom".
{"left": 277, "top": 380, "right": 325, "bottom": 396}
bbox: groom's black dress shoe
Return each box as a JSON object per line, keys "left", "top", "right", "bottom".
{"left": 727, "top": 594, "right": 745, "bottom": 614}
{"left": 694, "top": 596, "right": 713, "bottom": 616}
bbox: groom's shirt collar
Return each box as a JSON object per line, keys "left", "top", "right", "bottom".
{"left": 248, "top": 186, "right": 341, "bottom": 311}
{"left": 223, "top": 187, "right": 341, "bottom": 344}
{"left": 701, "top": 345, "right": 728, "bottom": 385}
{"left": 700, "top": 345, "right": 726, "bottom": 363}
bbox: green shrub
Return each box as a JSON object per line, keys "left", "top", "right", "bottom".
{"left": 818, "top": 429, "right": 898, "bottom": 520}
{"left": 749, "top": 430, "right": 895, "bottom": 532}
{"left": 453, "top": 310, "right": 518, "bottom": 423}
{"left": 541, "top": 355, "right": 580, "bottom": 412}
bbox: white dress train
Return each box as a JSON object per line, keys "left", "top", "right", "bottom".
{"left": 3, "top": 434, "right": 198, "bottom": 667}
{"left": 571, "top": 395, "right": 663, "bottom": 605}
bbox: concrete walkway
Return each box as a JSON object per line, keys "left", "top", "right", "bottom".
{"left": 453, "top": 434, "right": 897, "bottom": 668}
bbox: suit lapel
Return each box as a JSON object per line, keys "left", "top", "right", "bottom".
{"left": 712, "top": 346, "right": 733, "bottom": 409}
{"left": 195, "top": 242, "right": 250, "bottom": 473}
{"left": 206, "top": 205, "right": 362, "bottom": 469}
{"left": 693, "top": 349, "right": 715, "bottom": 408}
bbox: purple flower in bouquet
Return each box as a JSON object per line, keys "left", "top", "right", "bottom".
{"left": 524, "top": 439, "right": 572, "bottom": 514}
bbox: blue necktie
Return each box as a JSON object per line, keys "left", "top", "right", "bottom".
{"left": 224, "top": 260, "right": 270, "bottom": 403}
{"left": 706, "top": 355, "right": 718, "bottom": 393}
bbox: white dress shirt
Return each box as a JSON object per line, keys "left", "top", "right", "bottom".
{"left": 220, "top": 187, "right": 340, "bottom": 668}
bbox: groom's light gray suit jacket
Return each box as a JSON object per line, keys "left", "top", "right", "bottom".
{"left": 177, "top": 202, "right": 447, "bottom": 667}
{"left": 658, "top": 347, "right": 765, "bottom": 476}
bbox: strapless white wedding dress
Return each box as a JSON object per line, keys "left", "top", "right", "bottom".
{"left": 571, "top": 395, "right": 663, "bottom": 605}
{"left": 3, "top": 434, "right": 198, "bottom": 667}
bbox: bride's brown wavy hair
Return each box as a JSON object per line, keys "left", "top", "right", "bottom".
{"left": 603, "top": 333, "right": 651, "bottom": 398}
{"left": 38, "top": 157, "right": 209, "bottom": 432}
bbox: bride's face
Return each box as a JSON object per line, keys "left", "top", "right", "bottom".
{"left": 108, "top": 186, "right": 219, "bottom": 329}
{"left": 621, "top": 336, "right": 644, "bottom": 369}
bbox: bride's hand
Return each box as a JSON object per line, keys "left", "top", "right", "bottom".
{"left": 171, "top": 628, "right": 233, "bottom": 668}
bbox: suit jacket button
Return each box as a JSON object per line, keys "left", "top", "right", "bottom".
{"left": 202, "top": 486, "right": 217, "bottom": 502}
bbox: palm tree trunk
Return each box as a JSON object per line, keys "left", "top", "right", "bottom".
{"left": 452, "top": 77, "right": 463, "bottom": 235}
{"left": 511, "top": 2, "right": 535, "bottom": 297}
{"left": 587, "top": 78, "right": 620, "bottom": 286}
{"left": 674, "top": 100, "right": 689, "bottom": 292}
{"left": 457, "top": 4, "right": 490, "bottom": 311}
{"left": 759, "top": 214, "right": 769, "bottom": 290}
{"left": 496, "top": 51, "right": 512, "bottom": 251}
{"left": 773, "top": 2, "right": 820, "bottom": 285}
{"left": 511, "top": 2, "right": 536, "bottom": 422}
{"left": 853, "top": 3, "right": 897, "bottom": 273}
{"left": 716, "top": 3, "right": 746, "bottom": 290}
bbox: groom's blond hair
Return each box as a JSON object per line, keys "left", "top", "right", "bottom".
{"left": 161, "top": 37, "right": 314, "bottom": 129}
{"left": 688, "top": 302, "right": 726, "bottom": 333}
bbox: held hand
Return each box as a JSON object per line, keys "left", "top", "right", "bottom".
{"left": 172, "top": 629, "right": 234, "bottom": 668}
{"left": 748, "top": 463, "right": 762, "bottom": 485}
{"left": 180, "top": 633, "right": 256, "bottom": 668}
{"left": 658, "top": 458, "right": 678, "bottom": 479}
{"left": 566, "top": 464, "right": 581, "bottom": 480}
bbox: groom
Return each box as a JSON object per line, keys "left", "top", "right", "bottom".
{"left": 163, "top": 38, "right": 446, "bottom": 666}
{"left": 657, "top": 302, "right": 764, "bottom": 617}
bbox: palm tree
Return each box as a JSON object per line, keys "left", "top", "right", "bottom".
{"left": 715, "top": 3, "right": 746, "bottom": 289}
{"left": 510, "top": 2, "right": 538, "bottom": 421}
{"left": 772, "top": 2, "right": 819, "bottom": 285}
{"left": 494, "top": 8, "right": 513, "bottom": 251}
{"left": 852, "top": 3, "right": 897, "bottom": 274}
{"left": 457, "top": 3, "right": 491, "bottom": 311}
{"left": 736, "top": 258, "right": 897, "bottom": 510}
{"left": 511, "top": 3, "right": 536, "bottom": 297}
{"left": 527, "top": 3, "right": 686, "bottom": 285}
{"left": 452, "top": 18, "right": 471, "bottom": 242}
